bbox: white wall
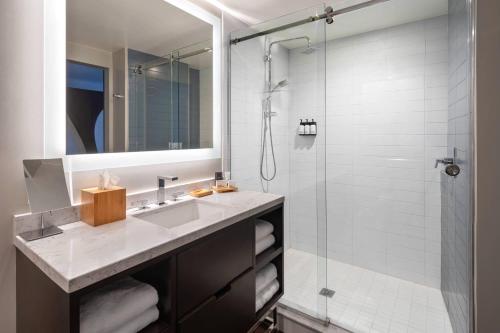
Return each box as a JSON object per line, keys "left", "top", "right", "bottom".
{"left": 441, "top": 0, "right": 473, "bottom": 332}
{"left": 0, "top": 0, "right": 45, "bottom": 331}
{"left": 67, "top": 42, "right": 113, "bottom": 68}
{"left": 288, "top": 16, "right": 449, "bottom": 288}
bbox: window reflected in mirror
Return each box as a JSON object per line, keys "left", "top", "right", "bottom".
{"left": 66, "top": 0, "right": 213, "bottom": 154}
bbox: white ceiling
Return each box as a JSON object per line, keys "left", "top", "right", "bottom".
{"left": 67, "top": 0, "right": 212, "bottom": 57}
{"left": 225, "top": 0, "right": 447, "bottom": 48}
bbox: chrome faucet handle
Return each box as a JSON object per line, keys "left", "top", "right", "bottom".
{"left": 158, "top": 176, "right": 178, "bottom": 187}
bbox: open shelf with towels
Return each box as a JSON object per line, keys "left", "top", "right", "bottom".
{"left": 256, "top": 246, "right": 282, "bottom": 271}
{"left": 254, "top": 204, "right": 284, "bottom": 257}
{"left": 252, "top": 204, "right": 284, "bottom": 323}
{"left": 133, "top": 258, "right": 175, "bottom": 333}
{"left": 255, "top": 254, "right": 284, "bottom": 321}
{"left": 78, "top": 255, "right": 175, "bottom": 333}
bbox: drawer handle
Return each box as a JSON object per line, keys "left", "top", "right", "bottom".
{"left": 214, "top": 284, "right": 231, "bottom": 300}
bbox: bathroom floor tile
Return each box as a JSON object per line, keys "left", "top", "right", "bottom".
{"left": 282, "top": 249, "right": 452, "bottom": 333}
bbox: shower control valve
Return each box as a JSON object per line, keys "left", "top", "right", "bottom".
{"left": 434, "top": 158, "right": 454, "bottom": 168}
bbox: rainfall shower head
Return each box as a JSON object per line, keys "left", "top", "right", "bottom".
{"left": 301, "top": 46, "right": 317, "bottom": 54}
{"left": 271, "top": 79, "right": 288, "bottom": 92}
{"left": 301, "top": 40, "right": 317, "bottom": 54}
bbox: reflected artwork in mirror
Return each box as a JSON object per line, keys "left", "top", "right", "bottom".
{"left": 66, "top": 0, "right": 213, "bottom": 154}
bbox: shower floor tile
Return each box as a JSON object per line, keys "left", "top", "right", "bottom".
{"left": 282, "top": 249, "right": 453, "bottom": 333}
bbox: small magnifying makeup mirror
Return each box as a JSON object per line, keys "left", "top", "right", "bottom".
{"left": 20, "top": 158, "right": 72, "bottom": 241}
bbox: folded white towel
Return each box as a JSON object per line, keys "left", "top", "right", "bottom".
{"left": 255, "top": 220, "right": 274, "bottom": 242}
{"left": 255, "top": 234, "right": 276, "bottom": 255}
{"left": 256, "top": 263, "right": 278, "bottom": 295}
{"left": 256, "top": 279, "right": 280, "bottom": 312}
{"left": 80, "top": 277, "right": 159, "bottom": 333}
{"left": 113, "top": 306, "right": 160, "bottom": 333}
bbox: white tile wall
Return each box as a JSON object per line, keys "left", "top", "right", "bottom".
{"left": 288, "top": 16, "right": 448, "bottom": 288}
{"left": 442, "top": 0, "right": 473, "bottom": 332}
{"left": 231, "top": 16, "right": 448, "bottom": 289}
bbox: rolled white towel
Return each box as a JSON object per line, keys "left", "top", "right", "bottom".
{"left": 80, "top": 277, "right": 159, "bottom": 333}
{"left": 256, "top": 279, "right": 280, "bottom": 312}
{"left": 256, "top": 263, "right": 277, "bottom": 295}
{"left": 255, "top": 220, "right": 274, "bottom": 242}
{"left": 255, "top": 234, "right": 275, "bottom": 255}
{"left": 113, "top": 306, "right": 160, "bottom": 333}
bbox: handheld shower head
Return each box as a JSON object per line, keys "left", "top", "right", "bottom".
{"left": 271, "top": 79, "right": 288, "bottom": 92}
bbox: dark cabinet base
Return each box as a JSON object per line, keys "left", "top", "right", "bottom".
{"left": 178, "top": 269, "right": 255, "bottom": 333}
{"left": 16, "top": 250, "right": 78, "bottom": 333}
{"left": 16, "top": 203, "right": 284, "bottom": 333}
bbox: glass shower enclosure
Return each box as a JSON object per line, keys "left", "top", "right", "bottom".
{"left": 229, "top": 1, "right": 474, "bottom": 332}
{"left": 230, "top": 4, "right": 329, "bottom": 320}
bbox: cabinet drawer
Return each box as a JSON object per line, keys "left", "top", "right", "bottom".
{"left": 177, "top": 220, "right": 253, "bottom": 316}
{"left": 178, "top": 269, "right": 255, "bottom": 333}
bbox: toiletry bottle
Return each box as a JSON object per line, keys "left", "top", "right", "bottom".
{"left": 304, "top": 119, "right": 310, "bottom": 135}
{"left": 299, "top": 119, "right": 305, "bottom": 135}
{"left": 310, "top": 119, "right": 317, "bottom": 135}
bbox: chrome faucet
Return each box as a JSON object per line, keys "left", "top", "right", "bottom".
{"left": 157, "top": 176, "right": 178, "bottom": 205}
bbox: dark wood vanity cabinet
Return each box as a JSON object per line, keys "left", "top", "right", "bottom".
{"left": 178, "top": 269, "right": 256, "bottom": 333}
{"left": 177, "top": 220, "right": 254, "bottom": 318}
{"left": 16, "top": 203, "right": 284, "bottom": 333}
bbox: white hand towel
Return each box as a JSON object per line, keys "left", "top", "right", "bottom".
{"left": 256, "top": 279, "right": 280, "bottom": 312}
{"left": 80, "top": 277, "right": 159, "bottom": 333}
{"left": 255, "top": 220, "right": 274, "bottom": 242}
{"left": 113, "top": 306, "right": 160, "bottom": 333}
{"left": 256, "top": 263, "right": 278, "bottom": 295}
{"left": 255, "top": 234, "right": 276, "bottom": 255}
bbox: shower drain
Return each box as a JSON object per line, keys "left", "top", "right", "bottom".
{"left": 319, "top": 288, "right": 335, "bottom": 298}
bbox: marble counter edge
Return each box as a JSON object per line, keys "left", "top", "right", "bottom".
{"left": 14, "top": 237, "right": 71, "bottom": 291}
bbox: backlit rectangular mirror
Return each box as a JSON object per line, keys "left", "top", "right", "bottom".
{"left": 66, "top": 0, "right": 213, "bottom": 154}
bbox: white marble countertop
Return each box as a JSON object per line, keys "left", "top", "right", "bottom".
{"left": 14, "top": 191, "right": 284, "bottom": 293}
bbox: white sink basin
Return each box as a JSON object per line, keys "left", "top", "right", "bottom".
{"left": 134, "top": 199, "right": 229, "bottom": 229}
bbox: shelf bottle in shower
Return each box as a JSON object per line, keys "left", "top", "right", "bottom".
{"left": 298, "top": 119, "right": 305, "bottom": 135}
{"left": 304, "top": 119, "right": 310, "bottom": 135}
{"left": 310, "top": 119, "right": 317, "bottom": 135}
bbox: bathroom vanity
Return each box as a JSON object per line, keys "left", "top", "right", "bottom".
{"left": 14, "top": 191, "right": 284, "bottom": 333}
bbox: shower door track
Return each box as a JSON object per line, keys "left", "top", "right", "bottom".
{"left": 229, "top": 0, "right": 389, "bottom": 45}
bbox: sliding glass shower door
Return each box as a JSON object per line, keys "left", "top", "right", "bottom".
{"left": 229, "top": 4, "right": 328, "bottom": 321}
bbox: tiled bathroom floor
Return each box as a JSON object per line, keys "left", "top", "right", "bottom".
{"left": 282, "top": 249, "right": 453, "bottom": 333}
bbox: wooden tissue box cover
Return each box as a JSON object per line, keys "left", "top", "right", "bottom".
{"left": 80, "top": 186, "right": 126, "bottom": 226}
